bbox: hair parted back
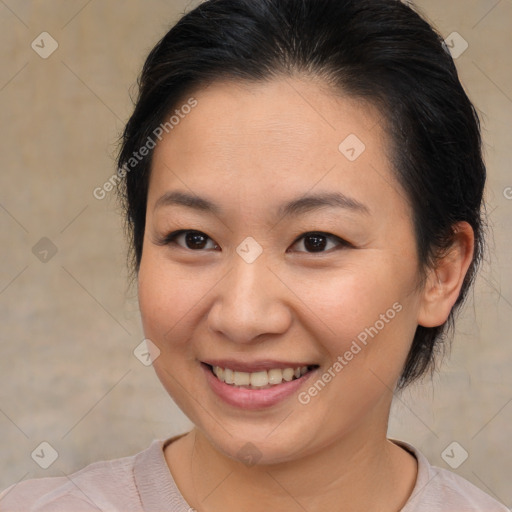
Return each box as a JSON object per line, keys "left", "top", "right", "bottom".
{"left": 117, "top": 0, "right": 486, "bottom": 388}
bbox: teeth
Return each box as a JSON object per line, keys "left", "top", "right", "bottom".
{"left": 282, "top": 368, "right": 295, "bottom": 382}
{"left": 268, "top": 368, "right": 283, "bottom": 385}
{"left": 212, "top": 365, "right": 311, "bottom": 388}
{"left": 250, "top": 371, "right": 268, "bottom": 387}
{"left": 224, "top": 368, "right": 234, "bottom": 384}
{"left": 234, "top": 371, "right": 250, "bottom": 386}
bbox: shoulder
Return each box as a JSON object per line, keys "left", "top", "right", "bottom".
{"left": 0, "top": 441, "right": 161, "bottom": 511}
{"left": 394, "top": 440, "right": 509, "bottom": 512}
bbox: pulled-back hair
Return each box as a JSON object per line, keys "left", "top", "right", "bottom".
{"left": 117, "top": 0, "right": 486, "bottom": 388}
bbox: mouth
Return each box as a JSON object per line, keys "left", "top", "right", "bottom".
{"left": 204, "top": 363, "right": 319, "bottom": 390}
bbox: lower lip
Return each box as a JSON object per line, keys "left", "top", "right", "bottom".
{"left": 201, "top": 363, "right": 316, "bottom": 410}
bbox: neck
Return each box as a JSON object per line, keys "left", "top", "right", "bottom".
{"left": 165, "top": 421, "right": 417, "bottom": 512}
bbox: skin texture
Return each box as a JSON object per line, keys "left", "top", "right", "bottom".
{"left": 137, "top": 77, "right": 474, "bottom": 511}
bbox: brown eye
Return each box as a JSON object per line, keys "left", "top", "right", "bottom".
{"left": 290, "top": 232, "right": 348, "bottom": 253}
{"left": 163, "top": 230, "right": 219, "bottom": 250}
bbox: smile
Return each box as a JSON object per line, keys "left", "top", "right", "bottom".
{"left": 201, "top": 360, "right": 319, "bottom": 409}
{"left": 210, "top": 365, "right": 314, "bottom": 389}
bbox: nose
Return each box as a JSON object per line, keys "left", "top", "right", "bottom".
{"left": 207, "top": 255, "right": 292, "bottom": 344}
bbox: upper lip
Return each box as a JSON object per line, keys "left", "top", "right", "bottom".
{"left": 202, "top": 359, "right": 317, "bottom": 372}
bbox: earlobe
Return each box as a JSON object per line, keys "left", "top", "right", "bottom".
{"left": 417, "top": 222, "right": 475, "bottom": 328}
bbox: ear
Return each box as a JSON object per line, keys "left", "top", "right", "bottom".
{"left": 417, "top": 221, "right": 475, "bottom": 328}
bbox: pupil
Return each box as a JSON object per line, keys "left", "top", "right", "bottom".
{"left": 186, "top": 231, "right": 207, "bottom": 249}
{"left": 305, "top": 234, "right": 326, "bottom": 252}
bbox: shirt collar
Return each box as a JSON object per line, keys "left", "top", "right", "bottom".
{"left": 134, "top": 435, "right": 191, "bottom": 511}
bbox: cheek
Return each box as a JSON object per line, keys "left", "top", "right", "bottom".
{"left": 296, "top": 260, "right": 416, "bottom": 375}
{"left": 137, "top": 253, "right": 207, "bottom": 409}
{"left": 299, "top": 264, "right": 399, "bottom": 336}
{"left": 137, "top": 251, "right": 209, "bottom": 348}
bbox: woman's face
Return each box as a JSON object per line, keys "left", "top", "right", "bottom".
{"left": 138, "top": 77, "right": 426, "bottom": 464}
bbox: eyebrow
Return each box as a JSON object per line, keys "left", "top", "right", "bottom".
{"left": 153, "top": 190, "right": 370, "bottom": 217}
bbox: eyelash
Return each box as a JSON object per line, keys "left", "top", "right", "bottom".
{"left": 158, "top": 230, "right": 352, "bottom": 254}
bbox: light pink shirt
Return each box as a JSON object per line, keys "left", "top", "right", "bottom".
{"left": 0, "top": 436, "right": 508, "bottom": 511}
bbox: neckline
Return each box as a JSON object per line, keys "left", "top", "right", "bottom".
{"left": 389, "top": 438, "right": 430, "bottom": 511}
{"left": 134, "top": 434, "right": 191, "bottom": 511}
{"left": 136, "top": 435, "right": 427, "bottom": 511}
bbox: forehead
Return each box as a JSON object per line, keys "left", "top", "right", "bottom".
{"left": 154, "top": 78, "right": 384, "bottom": 160}
{"left": 148, "top": 77, "right": 403, "bottom": 219}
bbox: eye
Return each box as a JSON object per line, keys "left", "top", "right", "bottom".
{"left": 289, "top": 232, "right": 350, "bottom": 253}
{"left": 160, "top": 230, "right": 220, "bottom": 251}
{"left": 158, "top": 230, "right": 349, "bottom": 253}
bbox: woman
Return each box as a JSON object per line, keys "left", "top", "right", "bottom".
{"left": 1, "top": 0, "right": 508, "bottom": 510}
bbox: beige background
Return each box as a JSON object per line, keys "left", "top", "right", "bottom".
{"left": 0, "top": 0, "right": 510, "bottom": 506}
